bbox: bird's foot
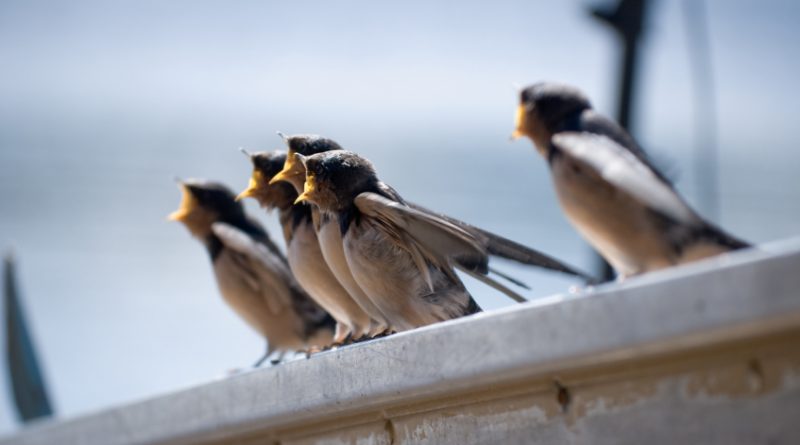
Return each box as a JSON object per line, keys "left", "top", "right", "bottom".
{"left": 364, "top": 329, "right": 394, "bottom": 341}
{"left": 252, "top": 353, "right": 271, "bottom": 368}
{"left": 301, "top": 345, "right": 324, "bottom": 358}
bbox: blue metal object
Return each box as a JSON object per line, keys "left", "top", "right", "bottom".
{"left": 4, "top": 252, "right": 53, "bottom": 423}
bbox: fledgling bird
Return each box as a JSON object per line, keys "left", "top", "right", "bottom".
{"left": 512, "top": 82, "right": 750, "bottom": 278}
{"left": 168, "top": 179, "right": 334, "bottom": 365}
{"left": 268, "top": 137, "right": 395, "bottom": 330}
{"left": 270, "top": 134, "right": 596, "bottom": 290}
{"left": 235, "top": 151, "right": 380, "bottom": 342}
{"left": 295, "top": 150, "right": 483, "bottom": 331}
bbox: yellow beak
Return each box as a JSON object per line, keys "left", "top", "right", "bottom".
{"left": 294, "top": 174, "right": 316, "bottom": 205}
{"left": 269, "top": 150, "right": 304, "bottom": 186}
{"left": 510, "top": 104, "right": 527, "bottom": 140}
{"left": 269, "top": 168, "right": 291, "bottom": 185}
{"left": 167, "top": 185, "right": 196, "bottom": 222}
{"left": 236, "top": 173, "right": 261, "bottom": 201}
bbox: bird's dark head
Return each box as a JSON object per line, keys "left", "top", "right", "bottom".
{"left": 168, "top": 179, "right": 244, "bottom": 238}
{"left": 285, "top": 134, "right": 343, "bottom": 156}
{"left": 513, "top": 82, "right": 592, "bottom": 155}
{"left": 294, "top": 150, "right": 379, "bottom": 212}
{"left": 270, "top": 133, "right": 344, "bottom": 194}
{"left": 237, "top": 150, "right": 298, "bottom": 210}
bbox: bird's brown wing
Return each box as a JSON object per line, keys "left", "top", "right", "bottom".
{"left": 357, "top": 192, "right": 531, "bottom": 303}
{"left": 407, "top": 201, "right": 596, "bottom": 282}
{"left": 551, "top": 132, "right": 700, "bottom": 226}
{"left": 211, "top": 222, "right": 294, "bottom": 315}
{"left": 579, "top": 110, "right": 676, "bottom": 186}
{"left": 354, "top": 192, "right": 487, "bottom": 288}
{"left": 378, "top": 182, "right": 594, "bottom": 282}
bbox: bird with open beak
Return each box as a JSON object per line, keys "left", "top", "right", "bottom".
{"left": 267, "top": 136, "right": 395, "bottom": 333}
{"left": 270, "top": 134, "right": 596, "bottom": 297}
{"left": 236, "top": 150, "right": 380, "bottom": 342}
{"left": 512, "top": 82, "right": 750, "bottom": 278}
{"left": 168, "top": 179, "right": 334, "bottom": 365}
{"left": 295, "top": 150, "right": 483, "bottom": 331}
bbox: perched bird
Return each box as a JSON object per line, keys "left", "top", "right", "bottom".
{"left": 268, "top": 137, "right": 395, "bottom": 330}
{"left": 295, "top": 150, "right": 483, "bottom": 331}
{"left": 512, "top": 82, "right": 750, "bottom": 278}
{"left": 236, "top": 151, "right": 380, "bottom": 341}
{"left": 270, "top": 134, "right": 596, "bottom": 291}
{"left": 168, "top": 179, "right": 334, "bottom": 365}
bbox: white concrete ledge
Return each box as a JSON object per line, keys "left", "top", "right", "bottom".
{"left": 4, "top": 239, "right": 800, "bottom": 445}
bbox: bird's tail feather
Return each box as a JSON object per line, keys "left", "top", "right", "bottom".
{"left": 698, "top": 220, "right": 751, "bottom": 251}
{"left": 407, "top": 201, "right": 599, "bottom": 284}
{"left": 488, "top": 266, "right": 531, "bottom": 290}
{"left": 475, "top": 228, "right": 599, "bottom": 284}
{"left": 456, "top": 264, "right": 528, "bottom": 303}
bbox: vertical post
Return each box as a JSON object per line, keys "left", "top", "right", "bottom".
{"left": 4, "top": 252, "right": 53, "bottom": 422}
{"left": 589, "top": 0, "right": 650, "bottom": 281}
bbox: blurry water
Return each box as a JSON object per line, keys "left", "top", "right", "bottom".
{"left": 1, "top": 0, "right": 799, "bottom": 435}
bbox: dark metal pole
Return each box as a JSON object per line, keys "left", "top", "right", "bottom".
{"left": 589, "top": 0, "right": 650, "bottom": 281}
{"left": 4, "top": 252, "right": 54, "bottom": 422}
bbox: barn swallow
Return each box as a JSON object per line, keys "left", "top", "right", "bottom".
{"left": 512, "top": 82, "right": 750, "bottom": 278}
{"left": 271, "top": 134, "right": 596, "bottom": 287}
{"left": 269, "top": 136, "right": 395, "bottom": 330}
{"left": 295, "top": 150, "right": 482, "bottom": 331}
{"left": 168, "top": 179, "right": 334, "bottom": 365}
{"left": 236, "top": 150, "right": 380, "bottom": 341}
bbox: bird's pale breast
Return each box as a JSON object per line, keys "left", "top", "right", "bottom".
{"left": 317, "top": 216, "right": 391, "bottom": 329}
{"left": 285, "top": 218, "right": 372, "bottom": 335}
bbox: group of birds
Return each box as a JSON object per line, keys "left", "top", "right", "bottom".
{"left": 169, "top": 82, "right": 750, "bottom": 366}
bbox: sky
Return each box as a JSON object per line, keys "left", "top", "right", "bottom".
{"left": 1, "top": 0, "right": 799, "bottom": 435}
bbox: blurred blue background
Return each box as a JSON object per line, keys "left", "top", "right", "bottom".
{"left": 1, "top": 0, "right": 799, "bottom": 433}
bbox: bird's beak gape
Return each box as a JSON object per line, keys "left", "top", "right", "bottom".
{"left": 236, "top": 171, "right": 263, "bottom": 201}
{"left": 294, "top": 173, "right": 317, "bottom": 205}
{"left": 167, "top": 185, "right": 196, "bottom": 222}
{"left": 270, "top": 150, "right": 303, "bottom": 186}
{"left": 511, "top": 104, "right": 529, "bottom": 140}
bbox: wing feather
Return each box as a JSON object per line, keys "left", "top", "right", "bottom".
{"left": 551, "top": 132, "right": 699, "bottom": 225}
{"left": 355, "top": 193, "right": 533, "bottom": 302}
{"left": 406, "top": 200, "right": 595, "bottom": 282}
{"left": 211, "top": 222, "right": 294, "bottom": 315}
{"left": 354, "top": 192, "right": 488, "bottom": 284}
